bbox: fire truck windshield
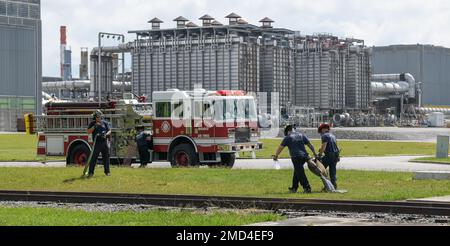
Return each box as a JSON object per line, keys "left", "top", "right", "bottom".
{"left": 133, "top": 103, "right": 153, "bottom": 116}
{"left": 213, "top": 98, "right": 257, "bottom": 121}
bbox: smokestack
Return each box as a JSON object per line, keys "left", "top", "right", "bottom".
{"left": 60, "top": 26, "right": 72, "bottom": 81}
{"left": 60, "top": 26, "right": 66, "bottom": 79}
{"left": 60, "top": 26, "right": 67, "bottom": 45}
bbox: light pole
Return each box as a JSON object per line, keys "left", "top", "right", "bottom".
{"left": 97, "top": 32, "right": 125, "bottom": 103}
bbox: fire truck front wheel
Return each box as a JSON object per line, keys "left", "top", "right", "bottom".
{"left": 170, "top": 144, "right": 199, "bottom": 168}
{"left": 220, "top": 153, "right": 236, "bottom": 168}
{"left": 67, "top": 144, "right": 90, "bottom": 166}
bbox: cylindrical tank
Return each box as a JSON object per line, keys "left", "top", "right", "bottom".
{"left": 428, "top": 112, "right": 445, "bottom": 127}
{"left": 417, "top": 107, "right": 450, "bottom": 115}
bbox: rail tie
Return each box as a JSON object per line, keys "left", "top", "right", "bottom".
{"left": 0, "top": 190, "right": 450, "bottom": 216}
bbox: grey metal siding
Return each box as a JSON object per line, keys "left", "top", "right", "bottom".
{"left": 130, "top": 37, "right": 260, "bottom": 101}
{"left": 0, "top": 0, "right": 41, "bottom": 131}
{"left": 0, "top": 25, "right": 37, "bottom": 97}
{"left": 372, "top": 45, "right": 450, "bottom": 106}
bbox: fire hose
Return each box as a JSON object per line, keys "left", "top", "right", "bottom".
{"left": 307, "top": 158, "right": 336, "bottom": 193}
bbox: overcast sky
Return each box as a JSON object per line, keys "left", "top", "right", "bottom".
{"left": 41, "top": 0, "right": 450, "bottom": 77}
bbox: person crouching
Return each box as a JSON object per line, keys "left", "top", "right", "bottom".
{"left": 135, "top": 125, "right": 153, "bottom": 168}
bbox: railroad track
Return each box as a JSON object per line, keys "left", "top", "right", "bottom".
{"left": 0, "top": 190, "right": 449, "bottom": 216}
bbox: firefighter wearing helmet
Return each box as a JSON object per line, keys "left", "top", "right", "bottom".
{"left": 86, "top": 110, "right": 112, "bottom": 177}
{"left": 318, "top": 124, "right": 340, "bottom": 189}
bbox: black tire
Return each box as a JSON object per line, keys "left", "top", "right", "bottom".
{"left": 170, "top": 144, "right": 199, "bottom": 168}
{"left": 220, "top": 153, "right": 236, "bottom": 168}
{"left": 67, "top": 144, "right": 91, "bottom": 166}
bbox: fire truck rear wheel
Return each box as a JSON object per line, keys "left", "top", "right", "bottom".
{"left": 170, "top": 144, "right": 199, "bottom": 168}
{"left": 68, "top": 144, "right": 90, "bottom": 166}
{"left": 220, "top": 153, "right": 236, "bottom": 168}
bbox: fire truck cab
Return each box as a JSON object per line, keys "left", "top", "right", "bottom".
{"left": 152, "top": 89, "right": 262, "bottom": 167}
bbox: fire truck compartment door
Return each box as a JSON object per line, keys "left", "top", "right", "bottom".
{"left": 46, "top": 136, "right": 65, "bottom": 155}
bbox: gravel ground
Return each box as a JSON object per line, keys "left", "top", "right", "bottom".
{"left": 0, "top": 201, "right": 266, "bottom": 215}
{"left": 0, "top": 201, "right": 195, "bottom": 213}
{"left": 0, "top": 201, "right": 449, "bottom": 225}
{"left": 279, "top": 210, "right": 450, "bottom": 225}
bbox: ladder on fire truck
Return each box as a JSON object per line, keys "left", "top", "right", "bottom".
{"left": 35, "top": 112, "right": 126, "bottom": 133}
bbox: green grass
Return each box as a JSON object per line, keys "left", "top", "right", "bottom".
{"left": 0, "top": 207, "right": 281, "bottom": 226}
{"left": 0, "top": 134, "right": 63, "bottom": 162}
{"left": 0, "top": 134, "right": 41, "bottom": 162}
{"left": 0, "top": 168, "right": 449, "bottom": 201}
{"left": 0, "top": 134, "right": 439, "bottom": 162}
{"left": 411, "top": 157, "right": 450, "bottom": 164}
{"left": 239, "top": 139, "right": 439, "bottom": 159}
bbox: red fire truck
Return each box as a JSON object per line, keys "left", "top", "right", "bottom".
{"left": 34, "top": 89, "right": 262, "bottom": 168}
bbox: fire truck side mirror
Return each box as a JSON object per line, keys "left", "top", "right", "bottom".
{"left": 138, "top": 96, "right": 147, "bottom": 103}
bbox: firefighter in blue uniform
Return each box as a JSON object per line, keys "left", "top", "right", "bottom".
{"left": 87, "top": 110, "right": 112, "bottom": 177}
{"left": 273, "top": 125, "right": 319, "bottom": 194}
{"left": 318, "top": 124, "right": 340, "bottom": 189}
{"left": 135, "top": 125, "right": 153, "bottom": 168}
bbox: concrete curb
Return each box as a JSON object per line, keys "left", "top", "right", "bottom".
{"left": 409, "top": 160, "right": 450, "bottom": 165}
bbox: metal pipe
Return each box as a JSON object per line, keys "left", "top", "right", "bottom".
{"left": 91, "top": 45, "right": 131, "bottom": 54}
{"left": 403, "top": 73, "right": 416, "bottom": 98}
{"left": 371, "top": 73, "right": 416, "bottom": 98}
{"left": 371, "top": 81, "right": 409, "bottom": 94}
{"left": 416, "top": 107, "right": 450, "bottom": 115}
{"left": 98, "top": 33, "right": 101, "bottom": 104}
{"left": 94, "top": 33, "right": 129, "bottom": 102}
{"left": 122, "top": 36, "right": 125, "bottom": 96}
{"left": 42, "top": 80, "right": 132, "bottom": 91}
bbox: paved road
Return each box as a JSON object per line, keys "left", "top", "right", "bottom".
{"left": 1, "top": 156, "right": 450, "bottom": 172}
{"left": 234, "top": 156, "right": 450, "bottom": 172}
{"left": 262, "top": 127, "right": 450, "bottom": 142}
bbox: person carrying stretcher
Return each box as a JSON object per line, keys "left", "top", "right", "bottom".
{"left": 273, "top": 125, "right": 318, "bottom": 194}
{"left": 318, "top": 124, "right": 340, "bottom": 190}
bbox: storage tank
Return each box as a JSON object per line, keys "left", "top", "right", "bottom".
{"left": 428, "top": 112, "right": 445, "bottom": 127}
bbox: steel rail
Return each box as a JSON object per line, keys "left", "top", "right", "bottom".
{"left": 0, "top": 190, "right": 449, "bottom": 216}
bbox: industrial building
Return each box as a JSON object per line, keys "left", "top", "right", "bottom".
{"left": 87, "top": 13, "right": 445, "bottom": 127}
{"left": 293, "top": 36, "right": 371, "bottom": 111}
{"left": 373, "top": 44, "right": 450, "bottom": 107}
{"left": 90, "top": 13, "right": 372, "bottom": 117}
{"left": 127, "top": 15, "right": 372, "bottom": 113}
{"left": 0, "top": 0, "right": 41, "bottom": 131}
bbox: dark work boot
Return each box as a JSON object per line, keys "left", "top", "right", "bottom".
{"left": 303, "top": 187, "right": 312, "bottom": 194}
{"left": 288, "top": 187, "right": 298, "bottom": 194}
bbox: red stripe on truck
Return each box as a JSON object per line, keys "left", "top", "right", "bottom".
{"left": 37, "top": 148, "right": 45, "bottom": 155}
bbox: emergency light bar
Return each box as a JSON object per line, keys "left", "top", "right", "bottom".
{"left": 216, "top": 90, "right": 246, "bottom": 96}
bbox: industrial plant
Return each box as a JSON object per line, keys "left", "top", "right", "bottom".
{"left": 82, "top": 13, "right": 444, "bottom": 128}
{"left": 2, "top": 8, "right": 450, "bottom": 131}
